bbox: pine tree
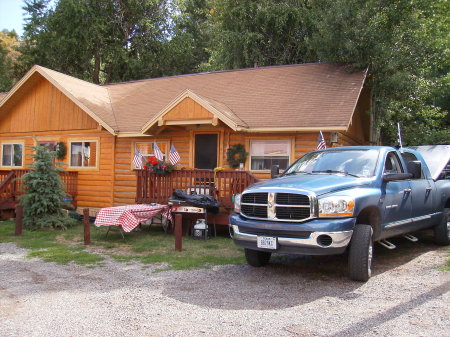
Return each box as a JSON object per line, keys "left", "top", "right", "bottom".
{"left": 20, "top": 145, "right": 76, "bottom": 230}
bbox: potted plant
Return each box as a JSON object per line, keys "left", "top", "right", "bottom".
{"left": 143, "top": 156, "right": 175, "bottom": 174}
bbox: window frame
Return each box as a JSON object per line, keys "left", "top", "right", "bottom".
{"left": 68, "top": 139, "right": 99, "bottom": 170}
{"left": 133, "top": 141, "right": 170, "bottom": 169}
{"left": 248, "top": 139, "right": 292, "bottom": 172}
{"left": 1, "top": 141, "right": 24, "bottom": 168}
{"left": 384, "top": 151, "right": 404, "bottom": 174}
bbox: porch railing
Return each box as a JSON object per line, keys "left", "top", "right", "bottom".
{"left": 135, "top": 169, "right": 259, "bottom": 210}
{"left": 0, "top": 170, "right": 78, "bottom": 206}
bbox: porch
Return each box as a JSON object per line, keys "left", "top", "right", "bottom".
{"left": 135, "top": 169, "right": 259, "bottom": 225}
{"left": 0, "top": 169, "right": 78, "bottom": 217}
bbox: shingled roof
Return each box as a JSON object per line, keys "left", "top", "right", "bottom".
{"left": 0, "top": 63, "right": 368, "bottom": 135}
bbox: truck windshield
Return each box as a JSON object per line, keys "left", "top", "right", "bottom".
{"left": 284, "top": 149, "right": 379, "bottom": 177}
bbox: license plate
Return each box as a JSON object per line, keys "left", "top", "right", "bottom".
{"left": 257, "top": 236, "right": 277, "bottom": 250}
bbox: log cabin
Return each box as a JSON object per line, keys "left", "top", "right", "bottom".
{"left": 0, "top": 63, "right": 370, "bottom": 221}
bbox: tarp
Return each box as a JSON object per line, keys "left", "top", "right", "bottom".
{"left": 408, "top": 145, "right": 450, "bottom": 180}
{"left": 172, "top": 189, "right": 220, "bottom": 213}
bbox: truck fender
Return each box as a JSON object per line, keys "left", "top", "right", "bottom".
{"left": 355, "top": 206, "right": 381, "bottom": 240}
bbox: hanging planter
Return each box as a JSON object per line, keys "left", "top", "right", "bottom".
{"left": 226, "top": 144, "right": 248, "bottom": 168}
{"left": 55, "top": 142, "right": 67, "bottom": 160}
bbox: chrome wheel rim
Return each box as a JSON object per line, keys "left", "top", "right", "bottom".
{"left": 447, "top": 219, "right": 450, "bottom": 239}
{"left": 368, "top": 228, "right": 373, "bottom": 277}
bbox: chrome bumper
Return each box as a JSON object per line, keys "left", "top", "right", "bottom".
{"left": 231, "top": 225, "right": 353, "bottom": 249}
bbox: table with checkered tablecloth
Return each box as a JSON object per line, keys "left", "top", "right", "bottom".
{"left": 94, "top": 204, "right": 171, "bottom": 233}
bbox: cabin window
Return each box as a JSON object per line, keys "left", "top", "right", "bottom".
{"left": 134, "top": 142, "right": 168, "bottom": 168}
{"left": 69, "top": 141, "right": 98, "bottom": 168}
{"left": 250, "top": 140, "right": 290, "bottom": 171}
{"left": 1, "top": 143, "right": 23, "bottom": 167}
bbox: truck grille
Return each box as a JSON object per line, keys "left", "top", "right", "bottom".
{"left": 240, "top": 192, "right": 313, "bottom": 222}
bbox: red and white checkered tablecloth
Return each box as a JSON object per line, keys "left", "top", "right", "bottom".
{"left": 94, "top": 204, "right": 171, "bottom": 232}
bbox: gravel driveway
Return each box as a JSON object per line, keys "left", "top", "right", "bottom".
{"left": 1, "top": 233, "right": 449, "bottom": 337}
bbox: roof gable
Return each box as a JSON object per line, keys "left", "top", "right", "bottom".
{"left": 141, "top": 89, "right": 248, "bottom": 133}
{"left": 0, "top": 65, "right": 117, "bottom": 134}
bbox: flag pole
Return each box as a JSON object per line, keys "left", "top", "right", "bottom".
{"left": 397, "top": 123, "right": 403, "bottom": 151}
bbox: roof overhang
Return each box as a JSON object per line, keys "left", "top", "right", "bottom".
{"left": 141, "top": 89, "right": 247, "bottom": 133}
{"left": 0, "top": 65, "right": 117, "bottom": 135}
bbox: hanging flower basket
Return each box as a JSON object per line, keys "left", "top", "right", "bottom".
{"left": 143, "top": 156, "right": 175, "bottom": 175}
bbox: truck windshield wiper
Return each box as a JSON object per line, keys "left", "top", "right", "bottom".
{"left": 312, "top": 170, "right": 360, "bottom": 178}
{"left": 284, "top": 171, "right": 311, "bottom": 176}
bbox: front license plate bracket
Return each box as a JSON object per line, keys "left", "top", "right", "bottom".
{"left": 257, "top": 236, "right": 277, "bottom": 250}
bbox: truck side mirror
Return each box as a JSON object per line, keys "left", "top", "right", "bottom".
{"left": 271, "top": 165, "right": 280, "bottom": 179}
{"left": 383, "top": 172, "right": 412, "bottom": 182}
{"left": 407, "top": 160, "right": 422, "bottom": 179}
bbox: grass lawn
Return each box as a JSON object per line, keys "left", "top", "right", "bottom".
{"left": 0, "top": 220, "right": 245, "bottom": 271}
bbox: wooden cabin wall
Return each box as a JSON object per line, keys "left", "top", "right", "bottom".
{"left": 0, "top": 76, "right": 115, "bottom": 214}
{"left": 113, "top": 130, "right": 193, "bottom": 206}
{"left": 0, "top": 77, "right": 99, "bottom": 133}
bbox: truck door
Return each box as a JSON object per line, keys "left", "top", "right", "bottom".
{"left": 380, "top": 151, "right": 412, "bottom": 236}
{"left": 401, "top": 152, "right": 434, "bottom": 230}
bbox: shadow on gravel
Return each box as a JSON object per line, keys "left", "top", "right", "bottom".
{"left": 162, "top": 230, "right": 445, "bottom": 310}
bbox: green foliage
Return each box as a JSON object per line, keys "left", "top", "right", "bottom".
{"left": 308, "top": 0, "right": 449, "bottom": 145}
{"left": 20, "top": 145, "right": 77, "bottom": 230}
{"left": 16, "top": 0, "right": 208, "bottom": 83}
{"left": 55, "top": 141, "right": 66, "bottom": 160}
{"left": 0, "top": 29, "right": 20, "bottom": 91}
{"left": 0, "top": 220, "right": 104, "bottom": 265}
{"left": 0, "top": 220, "right": 244, "bottom": 270}
{"left": 207, "top": 0, "right": 314, "bottom": 70}
{"left": 226, "top": 144, "right": 248, "bottom": 168}
{"left": 2, "top": 0, "right": 448, "bottom": 145}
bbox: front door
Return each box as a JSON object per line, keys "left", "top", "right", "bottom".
{"left": 195, "top": 134, "right": 218, "bottom": 169}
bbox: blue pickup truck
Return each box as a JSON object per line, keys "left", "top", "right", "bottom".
{"left": 230, "top": 146, "right": 450, "bottom": 281}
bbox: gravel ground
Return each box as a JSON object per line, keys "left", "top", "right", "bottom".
{"left": 0, "top": 235, "right": 449, "bottom": 337}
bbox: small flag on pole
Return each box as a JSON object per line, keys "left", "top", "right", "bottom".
{"left": 153, "top": 142, "right": 164, "bottom": 161}
{"left": 169, "top": 144, "right": 181, "bottom": 165}
{"left": 133, "top": 149, "right": 143, "bottom": 169}
{"left": 317, "top": 131, "right": 326, "bottom": 150}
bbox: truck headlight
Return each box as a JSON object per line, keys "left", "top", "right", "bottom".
{"left": 234, "top": 193, "right": 241, "bottom": 213}
{"left": 319, "top": 196, "right": 355, "bottom": 217}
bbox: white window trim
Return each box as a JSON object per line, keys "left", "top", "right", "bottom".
{"left": 249, "top": 139, "right": 291, "bottom": 172}
{"left": 68, "top": 139, "right": 99, "bottom": 169}
{"left": 1, "top": 141, "right": 25, "bottom": 168}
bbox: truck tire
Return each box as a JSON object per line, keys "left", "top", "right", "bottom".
{"left": 348, "top": 224, "right": 373, "bottom": 282}
{"left": 244, "top": 248, "right": 271, "bottom": 267}
{"left": 433, "top": 208, "right": 450, "bottom": 246}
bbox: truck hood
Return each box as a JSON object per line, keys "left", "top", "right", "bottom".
{"left": 246, "top": 174, "right": 372, "bottom": 196}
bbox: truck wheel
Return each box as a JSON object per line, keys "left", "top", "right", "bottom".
{"left": 244, "top": 248, "right": 271, "bottom": 267}
{"left": 433, "top": 208, "right": 450, "bottom": 246}
{"left": 348, "top": 224, "right": 373, "bottom": 282}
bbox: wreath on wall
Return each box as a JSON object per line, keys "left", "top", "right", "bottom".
{"left": 226, "top": 144, "right": 248, "bottom": 168}
{"left": 55, "top": 142, "right": 67, "bottom": 160}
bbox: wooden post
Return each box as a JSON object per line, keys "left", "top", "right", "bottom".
{"left": 83, "top": 208, "right": 90, "bottom": 245}
{"left": 15, "top": 205, "right": 23, "bottom": 236}
{"left": 175, "top": 214, "right": 182, "bottom": 251}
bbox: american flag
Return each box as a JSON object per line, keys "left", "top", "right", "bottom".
{"left": 133, "top": 149, "right": 143, "bottom": 169}
{"left": 169, "top": 144, "right": 181, "bottom": 165}
{"left": 317, "top": 131, "right": 326, "bottom": 150}
{"left": 153, "top": 142, "right": 164, "bottom": 161}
